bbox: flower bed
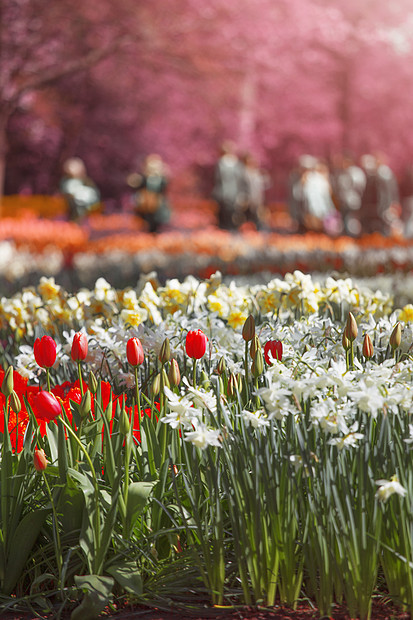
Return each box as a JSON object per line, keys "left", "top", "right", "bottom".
{"left": 1, "top": 272, "right": 413, "bottom": 618}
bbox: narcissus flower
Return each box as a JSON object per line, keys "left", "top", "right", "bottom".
{"left": 264, "top": 340, "right": 283, "bottom": 365}
{"left": 34, "top": 448, "right": 48, "bottom": 472}
{"left": 71, "top": 332, "right": 88, "bottom": 361}
{"left": 185, "top": 330, "right": 208, "bottom": 359}
{"left": 34, "top": 336, "right": 57, "bottom": 368}
{"left": 126, "top": 337, "right": 144, "bottom": 366}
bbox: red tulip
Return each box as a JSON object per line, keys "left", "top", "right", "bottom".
{"left": 127, "top": 337, "right": 144, "bottom": 366}
{"left": 34, "top": 448, "right": 48, "bottom": 472}
{"left": 71, "top": 332, "right": 88, "bottom": 361}
{"left": 264, "top": 340, "right": 283, "bottom": 365}
{"left": 34, "top": 336, "right": 57, "bottom": 368}
{"left": 186, "top": 330, "right": 208, "bottom": 359}
{"left": 33, "top": 391, "right": 62, "bottom": 422}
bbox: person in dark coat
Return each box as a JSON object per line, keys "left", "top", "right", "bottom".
{"left": 60, "top": 158, "right": 101, "bottom": 221}
{"left": 128, "top": 154, "right": 171, "bottom": 233}
{"left": 212, "top": 141, "right": 244, "bottom": 230}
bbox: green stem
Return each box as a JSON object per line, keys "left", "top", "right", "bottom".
{"left": 77, "top": 361, "right": 84, "bottom": 396}
{"left": 134, "top": 366, "right": 141, "bottom": 419}
{"left": 244, "top": 340, "right": 249, "bottom": 404}
{"left": 42, "top": 471, "right": 62, "bottom": 590}
{"left": 192, "top": 359, "right": 197, "bottom": 389}
{"left": 46, "top": 368, "right": 51, "bottom": 393}
{"left": 59, "top": 418, "right": 101, "bottom": 572}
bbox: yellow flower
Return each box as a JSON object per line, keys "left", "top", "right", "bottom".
{"left": 227, "top": 310, "right": 248, "bottom": 330}
{"left": 399, "top": 304, "right": 413, "bottom": 323}
{"left": 38, "top": 277, "right": 62, "bottom": 301}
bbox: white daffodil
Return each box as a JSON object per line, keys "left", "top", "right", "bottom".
{"left": 375, "top": 476, "right": 407, "bottom": 502}
{"left": 184, "top": 425, "right": 221, "bottom": 450}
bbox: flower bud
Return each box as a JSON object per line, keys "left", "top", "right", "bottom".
{"left": 119, "top": 404, "right": 130, "bottom": 435}
{"left": 152, "top": 373, "right": 161, "bottom": 397}
{"left": 1, "top": 366, "right": 13, "bottom": 398}
{"left": 390, "top": 322, "right": 402, "bottom": 350}
{"left": 251, "top": 349, "right": 264, "bottom": 378}
{"left": 242, "top": 314, "right": 255, "bottom": 342}
{"left": 344, "top": 312, "right": 358, "bottom": 342}
{"left": 161, "top": 368, "right": 170, "bottom": 390}
{"left": 168, "top": 358, "right": 181, "bottom": 387}
{"left": 10, "top": 390, "right": 21, "bottom": 414}
{"left": 159, "top": 337, "right": 171, "bottom": 364}
{"left": 200, "top": 370, "right": 210, "bottom": 389}
{"left": 88, "top": 371, "right": 98, "bottom": 395}
{"left": 33, "top": 391, "right": 61, "bottom": 422}
{"left": 126, "top": 337, "right": 144, "bottom": 367}
{"left": 80, "top": 390, "right": 92, "bottom": 419}
{"left": 34, "top": 335, "right": 57, "bottom": 368}
{"left": 362, "top": 333, "right": 374, "bottom": 359}
{"left": 71, "top": 332, "right": 88, "bottom": 362}
{"left": 227, "top": 373, "right": 238, "bottom": 398}
{"left": 250, "top": 335, "right": 261, "bottom": 360}
{"left": 34, "top": 448, "right": 48, "bottom": 472}
{"left": 185, "top": 330, "right": 208, "bottom": 359}
{"left": 342, "top": 330, "right": 350, "bottom": 350}
{"left": 264, "top": 340, "right": 283, "bottom": 365}
{"left": 216, "top": 356, "right": 226, "bottom": 376}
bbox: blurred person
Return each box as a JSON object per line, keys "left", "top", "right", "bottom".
{"left": 212, "top": 141, "right": 244, "bottom": 230}
{"left": 360, "top": 154, "right": 400, "bottom": 235}
{"left": 399, "top": 164, "right": 413, "bottom": 237}
{"left": 302, "top": 159, "right": 339, "bottom": 234}
{"left": 332, "top": 153, "right": 365, "bottom": 237}
{"left": 288, "top": 155, "right": 316, "bottom": 233}
{"left": 128, "top": 154, "right": 171, "bottom": 233}
{"left": 238, "top": 152, "right": 270, "bottom": 230}
{"left": 376, "top": 153, "right": 401, "bottom": 236}
{"left": 60, "top": 157, "right": 101, "bottom": 221}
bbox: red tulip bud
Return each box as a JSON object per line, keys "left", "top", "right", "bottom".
{"left": 126, "top": 337, "right": 144, "bottom": 366}
{"left": 71, "top": 332, "right": 88, "bottom": 361}
{"left": 362, "top": 334, "right": 374, "bottom": 359}
{"left": 34, "top": 448, "right": 48, "bottom": 472}
{"left": 33, "top": 391, "right": 62, "bottom": 422}
{"left": 344, "top": 312, "right": 358, "bottom": 342}
{"left": 185, "top": 330, "right": 208, "bottom": 360}
{"left": 242, "top": 315, "right": 255, "bottom": 342}
{"left": 264, "top": 340, "right": 283, "bottom": 365}
{"left": 34, "top": 335, "right": 57, "bottom": 368}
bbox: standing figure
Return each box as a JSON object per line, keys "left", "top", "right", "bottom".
{"left": 60, "top": 158, "right": 101, "bottom": 221}
{"left": 129, "top": 154, "right": 171, "bottom": 233}
{"left": 239, "top": 153, "right": 270, "bottom": 229}
{"left": 333, "top": 154, "right": 366, "bottom": 237}
{"left": 302, "top": 160, "right": 338, "bottom": 233}
{"left": 212, "top": 141, "right": 244, "bottom": 230}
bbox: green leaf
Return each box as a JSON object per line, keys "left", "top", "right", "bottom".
{"left": 3, "top": 508, "right": 49, "bottom": 595}
{"left": 57, "top": 417, "right": 69, "bottom": 484}
{"left": 106, "top": 560, "right": 142, "bottom": 596}
{"left": 71, "top": 574, "right": 114, "bottom": 620}
{"left": 125, "top": 481, "right": 154, "bottom": 533}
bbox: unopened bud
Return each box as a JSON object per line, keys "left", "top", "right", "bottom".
{"left": 242, "top": 314, "right": 255, "bottom": 342}
{"left": 88, "top": 371, "right": 98, "bottom": 395}
{"left": 249, "top": 335, "right": 261, "bottom": 360}
{"left": 119, "top": 404, "right": 130, "bottom": 435}
{"left": 362, "top": 333, "right": 374, "bottom": 359}
{"left": 342, "top": 330, "right": 350, "bottom": 350}
{"left": 80, "top": 390, "right": 92, "bottom": 419}
{"left": 159, "top": 338, "right": 171, "bottom": 364}
{"left": 168, "top": 358, "right": 181, "bottom": 387}
{"left": 390, "top": 322, "right": 402, "bottom": 350}
{"left": 200, "top": 370, "right": 210, "bottom": 389}
{"left": 10, "top": 390, "right": 21, "bottom": 414}
{"left": 227, "top": 373, "right": 238, "bottom": 398}
{"left": 251, "top": 349, "right": 264, "bottom": 378}
{"left": 161, "top": 367, "right": 170, "bottom": 390}
{"left": 216, "top": 356, "right": 226, "bottom": 376}
{"left": 1, "top": 366, "right": 13, "bottom": 398}
{"left": 152, "top": 373, "right": 161, "bottom": 397}
{"left": 344, "top": 312, "right": 358, "bottom": 342}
